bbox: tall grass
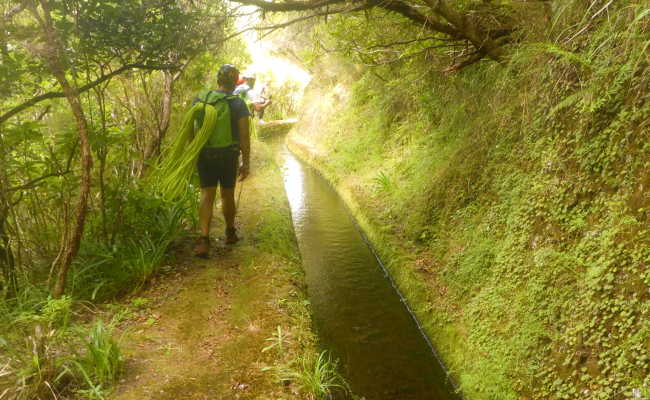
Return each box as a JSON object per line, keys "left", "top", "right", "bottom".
{"left": 71, "top": 186, "right": 192, "bottom": 300}
{"left": 282, "top": 351, "right": 348, "bottom": 400}
{"left": 0, "top": 183, "right": 190, "bottom": 398}
{"left": 262, "top": 325, "right": 290, "bottom": 355}
{"left": 0, "top": 317, "right": 123, "bottom": 399}
{"left": 72, "top": 319, "right": 122, "bottom": 399}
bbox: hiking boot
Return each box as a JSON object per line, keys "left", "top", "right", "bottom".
{"left": 194, "top": 236, "right": 210, "bottom": 258}
{"left": 225, "top": 227, "right": 239, "bottom": 245}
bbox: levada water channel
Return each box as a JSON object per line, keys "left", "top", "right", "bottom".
{"left": 279, "top": 142, "right": 460, "bottom": 400}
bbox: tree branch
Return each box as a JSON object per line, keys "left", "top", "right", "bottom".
{"left": 256, "top": 3, "right": 370, "bottom": 31}
{"left": 8, "top": 145, "right": 76, "bottom": 193}
{"left": 443, "top": 51, "right": 483, "bottom": 72}
{"left": 8, "top": 169, "right": 73, "bottom": 192}
{"left": 172, "top": 57, "right": 195, "bottom": 81}
{"left": 422, "top": 0, "right": 505, "bottom": 60}
{"left": 0, "top": 63, "right": 177, "bottom": 125}
{"left": 359, "top": 43, "right": 462, "bottom": 66}
{"left": 231, "top": 0, "right": 350, "bottom": 12}
{"left": 362, "top": 36, "right": 455, "bottom": 50}
{"left": 374, "top": 0, "right": 459, "bottom": 37}
{"left": 231, "top": 0, "right": 511, "bottom": 66}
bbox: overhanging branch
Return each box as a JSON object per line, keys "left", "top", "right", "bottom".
{"left": 374, "top": 0, "right": 459, "bottom": 37}
{"left": 256, "top": 3, "right": 371, "bottom": 31}
{"left": 362, "top": 36, "right": 454, "bottom": 50}
{"left": 231, "top": 0, "right": 350, "bottom": 12}
{"left": 233, "top": 0, "right": 512, "bottom": 67}
{"left": 0, "top": 63, "right": 177, "bottom": 125}
{"left": 442, "top": 51, "right": 483, "bottom": 72}
{"left": 8, "top": 142, "right": 76, "bottom": 193}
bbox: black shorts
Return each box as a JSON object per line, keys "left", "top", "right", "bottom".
{"left": 197, "top": 147, "right": 239, "bottom": 188}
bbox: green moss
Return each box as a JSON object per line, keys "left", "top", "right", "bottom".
{"left": 289, "top": 3, "right": 650, "bottom": 398}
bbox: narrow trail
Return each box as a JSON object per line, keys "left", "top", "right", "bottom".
{"left": 111, "top": 141, "right": 310, "bottom": 400}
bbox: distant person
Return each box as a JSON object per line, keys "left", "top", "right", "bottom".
{"left": 234, "top": 75, "right": 253, "bottom": 110}
{"left": 234, "top": 73, "right": 272, "bottom": 123}
{"left": 192, "top": 64, "right": 251, "bottom": 258}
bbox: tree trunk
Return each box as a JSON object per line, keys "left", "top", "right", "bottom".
{"left": 0, "top": 114, "right": 17, "bottom": 298}
{"left": 139, "top": 70, "right": 175, "bottom": 177}
{"left": 0, "top": 191, "right": 17, "bottom": 298}
{"left": 94, "top": 86, "right": 109, "bottom": 242}
{"left": 0, "top": 212, "right": 17, "bottom": 299}
{"left": 157, "top": 71, "right": 175, "bottom": 157}
{"left": 29, "top": 0, "right": 93, "bottom": 298}
{"left": 424, "top": 0, "right": 505, "bottom": 61}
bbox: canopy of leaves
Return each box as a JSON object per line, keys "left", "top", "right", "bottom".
{"left": 0, "top": 0, "right": 223, "bottom": 123}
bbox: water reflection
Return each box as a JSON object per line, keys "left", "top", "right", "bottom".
{"left": 280, "top": 146, "right": 460, "bottom": 400}
{"left": 282, "top": 154, "right": 306, "bottom": 222}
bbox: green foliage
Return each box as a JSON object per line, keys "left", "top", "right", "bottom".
{"left": 262, "top": 325, "right": 290, "bottom": 354}
{"left": 281, "top": 351, "right": 348, "bottom": 400}
{"left": 71, "top": 186, "right": 190, "bottom": 300}
{"left": 0, "top": 1, "right": 250, "bottom": 398}
{"left": 12, "top": 330, "right": 70, "bottom": 400}
{"left": 13, "top": 296, "right": 73, "bottom": 330}
{"left": 372, "top": 171, "right": 391, "bottom": 193}
{"left": 263, "top": 79, "right": 304, "bottom": 121}
{"left": 69, "top": 0, "right": 205, "bottom": 63}
{"left": 130, "top": 297, "right": 150, "bottom": 309}
{"left": 73, "top": 320, "right": 122, "bottom": 390}
{"left": 0, "top": 308, "right": 124, "bottom": 399}
{"left": 293, "top": 1, "right": 650, "bottom": 399}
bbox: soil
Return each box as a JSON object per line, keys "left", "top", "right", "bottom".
{"left": 110, "top": 143, "right": 311, "bottom": 400}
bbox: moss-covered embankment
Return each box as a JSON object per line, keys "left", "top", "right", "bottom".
{"left": 288, "top": 10, "right": 649, "bottom": 398}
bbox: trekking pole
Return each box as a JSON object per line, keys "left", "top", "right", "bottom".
{"left": 236, "top": 179, "right": 245, "bottom": 212}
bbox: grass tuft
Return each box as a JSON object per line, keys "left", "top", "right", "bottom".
{"left": 281, "top": 351, "right": 348, "bottom": 400}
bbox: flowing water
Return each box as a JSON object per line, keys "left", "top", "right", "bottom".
{"left": 280, "top": 145, "right": 460, "bottom": 400}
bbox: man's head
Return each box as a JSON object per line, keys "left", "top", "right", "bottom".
{"left": 217, "top": 64, "right": 239, "bottom": 92}
{"left": 242, "top": 72, "right": 256, "bottom": 88}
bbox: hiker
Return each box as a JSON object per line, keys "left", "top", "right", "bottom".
{"left": 193, "top": 64, "right": 251, "bottom": 258}
{"left": 233, "top": 75, "right": 254, "bottom": 112}
{"left": 234, "top": 73, "right": 272, "bottom": 123}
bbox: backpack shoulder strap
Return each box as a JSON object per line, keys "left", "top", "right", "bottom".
{"left": 198, "top": 90, "right": 230, "bottom": 105}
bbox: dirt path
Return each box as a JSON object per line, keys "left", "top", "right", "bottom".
{"left": 110, "top": 142, "right": 314, "bottom": 399}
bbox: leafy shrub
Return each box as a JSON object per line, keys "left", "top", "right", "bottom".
{"left": 71, "top": 185, "right": 192, "bottom": 300}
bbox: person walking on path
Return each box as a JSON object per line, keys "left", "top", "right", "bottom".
{"left": 193, "top": 64, "right": 251, "bottom": 258}
{"left": 234, "top": 73, "right": 272, "bottom": 123}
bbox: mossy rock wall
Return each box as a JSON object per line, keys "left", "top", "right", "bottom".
{"left": 288, "top": 4, "right": 650, "bottom": 398}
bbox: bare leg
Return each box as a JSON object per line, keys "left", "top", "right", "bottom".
{"left": 220, "top": 186, "right": 236, "bottom": 230}
{"left": 199, "top": 187, "right": 217, "bottom": 236}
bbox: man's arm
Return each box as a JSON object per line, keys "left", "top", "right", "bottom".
{"left": 238, "top": 116, "right": 250, "bottom": 181}
{"left": 252, "top": 98, "right": 272, "bottom": 112}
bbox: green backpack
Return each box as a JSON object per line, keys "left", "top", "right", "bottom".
{"left": 195, "top": 89, "right": 238, "bottom": 148}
